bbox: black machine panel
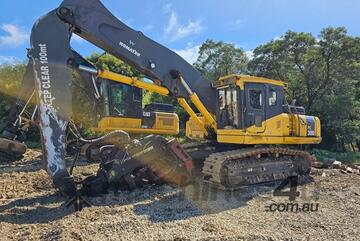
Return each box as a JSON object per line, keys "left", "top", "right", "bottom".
{"left": 144, "top": 103, "right": 175, "bottom": 113}
{"left": 265, "top": 84, "right": 285, "bottom": 121}
{"left": 244, "top": 83, "right": 285, "bottom": 130}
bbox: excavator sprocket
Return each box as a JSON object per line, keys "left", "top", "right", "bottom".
{"left": 202, "top": 147, "right": 315, "bottom": 190}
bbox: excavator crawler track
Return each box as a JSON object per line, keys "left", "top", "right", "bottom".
{"left": 202, "top": 147, "right": 315, "bottom": 190}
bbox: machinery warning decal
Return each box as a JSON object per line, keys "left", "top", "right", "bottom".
{"left": 38, "top": 44, "right": 55, "bottom": 108}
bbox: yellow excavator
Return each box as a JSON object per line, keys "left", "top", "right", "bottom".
{"left": 0, "top": 0, "right": 321, "bottom": 201}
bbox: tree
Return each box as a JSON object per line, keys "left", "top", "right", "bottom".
{"left": 194, "top": 39, "right": 249, "bottom": 81}
{"left": 87, "top": 53, "right": 142, "bottom": 77}
{"left": 248, "top": 27, "right": 360, "bottom": 151}
{"left": 0, "top": 63, "right": 26, "bottom": 114}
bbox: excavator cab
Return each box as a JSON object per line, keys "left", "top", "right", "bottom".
{"left": 93, "top": 81, "right": 179, "bottom": 135}
{"left": 216, "top": 76, "right": 285, "bottom": 133}
{"left": 186, "top": 74, "right": 321, "bottom": 145}
{"left": 215, "top": 75, "right": 321, "bottom": 144}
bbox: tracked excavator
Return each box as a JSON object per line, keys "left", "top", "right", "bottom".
{"left": 0, "top": 0, "right": 321, "bottom": 202}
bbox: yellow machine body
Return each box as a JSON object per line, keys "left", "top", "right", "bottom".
{"left": 93, "top": 113, "right": 179, "bottom": 135}
{"left": 185, "top": 75, "right": 322, "bottom": 145}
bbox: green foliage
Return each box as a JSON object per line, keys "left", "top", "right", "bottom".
{"left": 194, "top": 39, "right": 249, "bottom": 81}
{"left": 311, "top": 149, "right": 360, "bottom": 164}
{"left": 87, "top": 53, "right": 142, "bottom": 77}
{"left": 25, "top": 140, "right": 42, "bottom": 149}
{"left": 0, "top": 63, "right": 26, "bottom": 114}
{"left": 312, "top": 85, "right": 360, "bottom": 150}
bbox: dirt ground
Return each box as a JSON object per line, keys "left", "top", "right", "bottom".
{"left": 0, "top": 150, "right": 359, "bottom": 241}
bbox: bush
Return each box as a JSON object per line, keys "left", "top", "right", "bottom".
{"left": 311, "top": 149, "right": 360, "bottom": 164}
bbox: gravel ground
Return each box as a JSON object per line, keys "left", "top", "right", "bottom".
{"left": 0, "top": 150, "right": 359, "bottom": 241}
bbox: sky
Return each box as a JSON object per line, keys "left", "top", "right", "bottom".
{"left": 0, "top": 0, "right": 359, "bottom": 65}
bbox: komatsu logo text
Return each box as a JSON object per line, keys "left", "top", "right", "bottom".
{"left": 119, "top": 41, "right": 141, "bottom": 57}
{"left": 38, "top": 44, "right": 55, "bottom": 108}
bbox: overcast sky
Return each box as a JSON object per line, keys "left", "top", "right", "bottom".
{"left": 0, "top": 0, "right": 359, "bottom": 65}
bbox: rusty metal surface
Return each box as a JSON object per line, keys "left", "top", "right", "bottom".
{"left": 0, "top": 138, "right": 27, "bottom": 156}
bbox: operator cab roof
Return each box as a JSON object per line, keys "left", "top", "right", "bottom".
{"left": 212, "top": 74, "right": 288, "bottom": 89}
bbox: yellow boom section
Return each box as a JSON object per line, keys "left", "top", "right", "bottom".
{"left": 98, "top": 70, "right": 170, "bottom": 96}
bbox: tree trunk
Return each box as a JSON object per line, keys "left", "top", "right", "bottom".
{"left": 340, "top": 139, "right": 346, "bottom": 152}
{"left": 350, "top": 142, "right": 356, "bottom": 153}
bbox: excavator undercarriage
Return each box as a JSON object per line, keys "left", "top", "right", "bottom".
{"left": 181, "top": 142, "right": 314, "bottom": 190}
{"left": 202, "top": 147, "right": 313, "bottom": 190}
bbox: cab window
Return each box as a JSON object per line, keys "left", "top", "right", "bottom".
{"left": 249, "top": 89, "right": 263, "bottom": 109}
{"left": 269, "top": 89, "right": 277, "bottom": 106}
{"left": 110, "top": 85, "right": 125, "bottom": 116}
{"left": 110, "top": 85, "right": 124, "bottom": 104}
{"left": 217, "top": 87, "right": 239, "bottom": 128}
{"left": 219, "top": 89, "right": 226, "bottom": 110}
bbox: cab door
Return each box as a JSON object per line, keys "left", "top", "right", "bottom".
{"left": 245, "top": 83, "right": 266, "bottom": 133}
